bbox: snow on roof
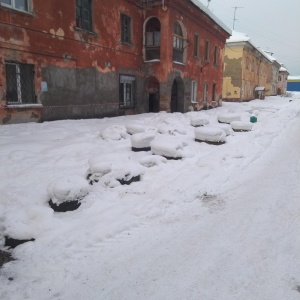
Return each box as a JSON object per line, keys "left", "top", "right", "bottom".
{"left": 226, "top": 32, "right": 275, "bottom": 64}
{"left": 189, "top": 0, "right": 232, "bottom": 35}
{"left": 262, "top": 50, "right": 277, "bottom": 62}
{"left": 288, "top": 75, "right": 300, "bottom": 80}
{"left": 279, "top": 66, "right": 288, "bottom": 72}
{"left": 226, "top": 31, "right": 251, "bottom": 43}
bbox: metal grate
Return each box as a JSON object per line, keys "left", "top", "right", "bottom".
{"left": 5, "top": 62, "right": 35, "bottom": 104}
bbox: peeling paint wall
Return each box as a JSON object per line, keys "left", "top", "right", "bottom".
{"left": 223, "top": 41, "right": 270, "bottom": 102}
{"left": 0, "top": 0, "right": 230, "bottom": 124}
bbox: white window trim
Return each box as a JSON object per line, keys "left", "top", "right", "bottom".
{"left": 191, "top": 81, "right": 197, "bottom": 103}
{"left": 1, "top": 0, "right": 32, "bottom": 13}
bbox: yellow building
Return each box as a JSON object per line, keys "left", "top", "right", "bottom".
{"left": 262, "top": 51, "right": 281, "bottom": 96}
{"left": 223, "top": 31, "right": 271, "bottom": 102}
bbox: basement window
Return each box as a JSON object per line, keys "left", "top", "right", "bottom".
{"left": 5, "top": 62, "right": 36, "bottom": 105}
{"left": 0, "top": 0, "right": 31, "bottom": 12}
{"left": 119, "top": 74, "right": 135, "bottom": 108}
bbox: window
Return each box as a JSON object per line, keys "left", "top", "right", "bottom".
{"left": 5, "top": 62, "right": 35, "bottom": 104}
{"left": 76, "top": 0, "right": 92, "bottom": 31}
{"left": 145, "top": 17, "right": 161, "bottom": 60}
{"left": 278, "top": 75, "right": 282, "bottom": 81}
{"left": 213, "top": 46, "right": 218, "bottom": 66}
{"left": 194, "top": 34, "right": 199, "bottom": 57}
{"left": 246, "top": 57, "right": 249, "bottom": 69}
{"left": 212, "top": 84, "right": 216, "bottom": 101}
{"left": 0, "top": 0, "right": 30, "bottom": 12}
{"left": 173, "top": 22, "right": 184, "bottom": 63}
{"left": 204, "top": 40, "right": 210, "bottom": 61}
{"left": 121, "top": 14, "right": 132, "bottom": 44}
{"left": 191, "top": 81, "right": 197, "bottom": 103}
{"left": 119, "top": 74, "right": 135, "bottom": 108}
{"left": 203, "top": 81, "right": 208, "bottom": 104}
{"left": 251, "top": 59, "right": 254, "bottom": 72}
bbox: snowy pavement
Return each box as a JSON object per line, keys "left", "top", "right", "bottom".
{"left": 0, "top": 94, "right": 300, "bottom": 299}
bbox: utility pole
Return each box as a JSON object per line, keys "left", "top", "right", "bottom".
{"left": 232, "top": 6, "right": 243, "bottom": 30}
{"left": 207, "top": 0, "right": 211, "bottom": 8}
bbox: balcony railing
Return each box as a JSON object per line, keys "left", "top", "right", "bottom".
{"left": 145, "top": 47, "right": 160, "bottom": 61}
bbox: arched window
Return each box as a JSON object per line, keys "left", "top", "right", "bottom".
{"left": 145, "top": 17, "right": 161, "bottom": 60}
{"left": 173, "top": 22, "right": 184, "bottom": 63}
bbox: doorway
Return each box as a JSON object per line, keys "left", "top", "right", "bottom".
{"left": 171, "top": 76, "right": 184, "bottom": 113}
{"left": 147, "top": 76, "right": 160, "bottom": 112}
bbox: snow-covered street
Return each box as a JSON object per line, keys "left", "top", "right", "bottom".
{"left": 1, "top": 94, "right": 300, "bottom": 299}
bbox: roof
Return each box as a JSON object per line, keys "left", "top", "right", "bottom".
{"left": 226, "top": 31, "right": 273, "bottom": 63}
{"left": 189, "top": 0, "right": 232, "bottom": 35}
{"left": 279, "top": 66, "right": 288, "bottom": 72}
{"left": 227, "top": 31, "right": 251, "bottom": 43}
{"left": 262, "top": 51, "right": 277, "bottom": 62}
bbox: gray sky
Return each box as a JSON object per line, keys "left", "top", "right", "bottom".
{"left": 202, "top": 0, "right": 300, "bottom": 75}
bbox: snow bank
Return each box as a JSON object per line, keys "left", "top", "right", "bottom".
{"left": 158, "top": 124, "right": 187, "bottom": 135}
{"left": 195, "top": 127, "right": 226, "bottom": 144}
{"left": 100, "top": 125, "right": 128, "bottom": 140}
{"left": 125, "top": 123, "right": 146, "bottom": 135}
{"left": 131, "top": 132, "right": 156, "bottom": 150}
{"left": 151, "top": 136, "right": 187, "bottom": 159}
{"left": 231, "top": 120, "right": 254, "bottom": 132}
{"left": 208, "top": 123, "right": 233, "bottom": 136}
{"left": 139, "top": 155, "right": 167, "bottom": 167}
{"left": 86, "top": 158, "right": 112, "bottom": 184}
{"left": 190, "top": 116, "right": 209, "bottom": 127}
{"left": 47, "top": 176, "right": 90, "bottom": 204}
{"left": 218, "top": 113, "right": 241, "bottom": 124}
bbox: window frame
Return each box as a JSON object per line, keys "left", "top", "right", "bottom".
{"left": 75, "top": 0, "right": 93, "bottom": 32}
{"left": 191, "top": 81, "right": 197, "bottom": 103}
{"left": 213, "top": 45, "right": 218, "bottom": 66}
{"left": 5, "top": 61, "right": 36, "bottom": 105}
{"left": 121, "top": 13, "right": 132, "bottom": 44}
{"left": 193, "top": 34, "right": 199, "bottom": 57}
{"left": 0, "top": 0, "right": 31, "bottom": 13}
{"left": 203, "top": 81, "right": 208, "bottom": 104}
{"left": 172, "top": 22, "right": 184, "bottom": 63}
{"left": 119, "top": 74, "right": 135, "bottom": 108}
{"left": 204, "top": 40, "right": 210, "bottom": 62}
{"left": 212, "top": 83, "right": 216, "bottom": 101}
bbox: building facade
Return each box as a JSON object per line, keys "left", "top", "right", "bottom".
{"left": 222, "top": 31, "right": 270, "bottom": 102}
{"left": 262, "top": 51, "right": 281, "bottom": 96}
{"left": 277, "top": 65, "right": 289, "bottom": 95}
{"left": 287, "top": 76, "right": 300, "bottom": 92}
{"left": 0, "top": 0, "right": 230, "bottom": 124}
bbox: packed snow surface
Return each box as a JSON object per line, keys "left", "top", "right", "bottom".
{"left": 1, "top": 94, "right": 300, "bottom": 300}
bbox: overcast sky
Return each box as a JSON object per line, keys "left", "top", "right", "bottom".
{"left": 201, "top": 0, "right": 300, "bottom": 75}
